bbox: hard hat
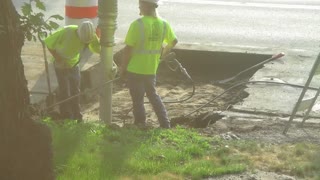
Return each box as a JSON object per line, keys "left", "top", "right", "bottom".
{"left": 77, "top": 21, "right": 95, "bottom": 43}
{"left": 140, "top": 0, "right": 159, "bottom": 5}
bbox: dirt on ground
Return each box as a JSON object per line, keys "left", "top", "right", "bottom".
{"left": 81, "top": 71, "right": 244, "bottom": 127}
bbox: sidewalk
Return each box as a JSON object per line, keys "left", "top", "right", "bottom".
{"left": 232, "top": 49, "right": 320, "bottom": 116}
{"left": 220, "top": 48, "right": 320, "bottom": 126}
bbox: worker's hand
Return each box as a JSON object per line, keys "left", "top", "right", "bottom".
{"left": 54, "top": 58, "right": 70, "bottom": 69}
{"left": 119, "top": 67, "right": 127, "bottom": 79}
{"left": 118, "top": 67, "right": 128, "bottom": 87}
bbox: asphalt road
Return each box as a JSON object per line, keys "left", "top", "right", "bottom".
{"left": 13, "top": 0, "right": 320, "bottom": 50}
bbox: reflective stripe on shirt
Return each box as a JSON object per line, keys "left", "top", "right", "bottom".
{"left": 134, "top": 18, "right": 167, "bottom": 55}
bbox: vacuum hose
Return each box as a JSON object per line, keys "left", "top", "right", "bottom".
{"left": 160, "top": 52, "right": 195, "bottom": 104}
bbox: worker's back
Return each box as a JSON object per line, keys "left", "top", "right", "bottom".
{"left": 125, "top": 16, "right": 176, "bottom": 75}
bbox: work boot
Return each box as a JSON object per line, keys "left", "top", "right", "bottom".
{"left": 159, "top": 125, "right": 170, "bottom": 129}
{"left": 134, "top": 123, "right": 149, "bottom": 130}
{"left": 73, "top": 113, "right": 83, "bottom": 123}
{"left": 159, "top": 121, "right": 171, "bottom": 129}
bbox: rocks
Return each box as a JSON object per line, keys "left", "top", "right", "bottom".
{"left": 205, "top": 170, "right": 297, "bottom": 180}
{"left": 220, "top": 132, "right": 241, "bottom": 140}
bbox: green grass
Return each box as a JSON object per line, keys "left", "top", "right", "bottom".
{"left": 43, "top": 119, "right": 320, "bottom": 180}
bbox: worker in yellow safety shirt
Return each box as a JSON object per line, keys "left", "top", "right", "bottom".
{"left": 45, "top": 21, "right": 100, "bottom": 121}
{"left": 121, "top": 0, "right": 178, "bottom": 129}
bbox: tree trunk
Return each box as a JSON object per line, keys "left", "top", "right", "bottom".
{"left": 0, "top": 0, "right": 54, "bottom": 179}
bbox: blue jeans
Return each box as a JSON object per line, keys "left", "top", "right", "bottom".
{"left": 127, "top": 72, "right": 170, "bottom": 128}
{"left": 54, "top": 65, "right": 82, "bottom": 120}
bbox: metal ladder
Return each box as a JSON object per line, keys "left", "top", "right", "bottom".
{"left": 283, "top": 53, "right": 320, "bottom": 134}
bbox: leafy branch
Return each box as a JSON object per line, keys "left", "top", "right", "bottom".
{"left": 19, "top": 0, "right": 64, "bottom": 41}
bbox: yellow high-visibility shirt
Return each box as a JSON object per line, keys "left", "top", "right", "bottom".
{"left": 45, "top": 25, "right": 100, "bottom": 68}
{"left": 125, "top": 16, "right": 177, "bottom": 75}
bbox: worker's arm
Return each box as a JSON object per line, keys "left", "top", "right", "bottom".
{"left": 47, "top": 48, "right": 64, "bottom": 64}
{"left": 162, "top": 21, "right": 178, "bottom": 57}
{"left": 44, "top": 27, "right": 69, "bottom": 67}
{"left": 162, "top": 38, "right": 178, "bottom": 57}
{"left": 47, "top": 48, "right": 70, "bottom": 68}
{"left": 120, "top": 45, "right": 133, "bottom": 77}
{"left": 88, "top": 35, "right": 101, "bottom": 54}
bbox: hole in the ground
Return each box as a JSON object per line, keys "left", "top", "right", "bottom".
{"left": 159, "top": 48, "right": 271, "bottom": 81}
{"left": 156, "top": 48, "right": 272, "bottom": 128}
{"left": 171, "top": 112, "right": 224, "bottom": 128}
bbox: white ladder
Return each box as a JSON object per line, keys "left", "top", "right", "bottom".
{"left": 283, "top": 53, "right": 320, "bottom": 134}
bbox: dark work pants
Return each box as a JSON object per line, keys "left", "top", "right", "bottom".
{"left": 54, "top": 65, "right": 82, "bottom": 120}
{"left": 127, "top": 72, "right": 170, "bottom": 128}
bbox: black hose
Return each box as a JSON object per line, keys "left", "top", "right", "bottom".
{"left": 122, "top": 58, "right": 196, "bottom": 119}
{"left": 163, "top": 81, "right": 195, "bottom": 104}
{"left": 160, "top": 58, "right": 195, "bottom": 104}
{"left": 44, "top": 77, "right": 120, "bottom": 112}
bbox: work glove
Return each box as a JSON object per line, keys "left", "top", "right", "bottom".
{"left": 112, "top": 61, "right": 118, "bottom": 78}
{"left": 118, "top": 66, "right": 128, "bottom": 87}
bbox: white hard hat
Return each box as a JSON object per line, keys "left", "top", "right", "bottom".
{"left": 77, "top": 21, "right": 95, "bottom": 43}
{"left": 140, "top": 0, "right": 159, "bottom": 5}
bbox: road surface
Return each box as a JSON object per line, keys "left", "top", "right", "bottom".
{"left": 12, "top": 0, "right": 320, "bottom": 50}
{"left": 118, "top": 0, "right": 320, "bottom": 50}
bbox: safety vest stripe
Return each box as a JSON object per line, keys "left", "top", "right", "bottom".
{"left": 65, "top": 6, "right": 98, "bottom": 19}
{"left": 137, "top": 19, "right": 145, "bottom": 52}
{"left": 135, "top": 50, "right": 162, "bottom": 54}
{"left": 134, "top": 18, "right": 167, "bottom": 55}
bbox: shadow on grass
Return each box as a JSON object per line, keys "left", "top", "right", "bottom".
{"left": 45, "top": 119, "right": 91, "bottom": 176}
{"left": 46, "top": 119, "right": 155, "bottom": 179}
{"left": 48, "top": 123, "right": 249, "bottom": 179}
{"left": 98, "top": 126, "right": 153, "bottom": 179}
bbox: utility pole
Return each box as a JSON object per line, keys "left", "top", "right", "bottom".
{"left": 98, "top": 0, "right": 117, "bottom": 123}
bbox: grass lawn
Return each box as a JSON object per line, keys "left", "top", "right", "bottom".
{"left": 44, "top": 119, "right": 320, "bottom": 180}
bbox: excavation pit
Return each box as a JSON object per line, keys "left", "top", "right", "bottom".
{"left": 160, "top": 47, "right": 271, "bottom": 81}
{"left": 156, "top": 47, "right": 273, "bottom": 128}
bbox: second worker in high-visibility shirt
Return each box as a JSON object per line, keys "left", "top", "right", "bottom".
{"left": 45, "top": 21, "right": 100, "bottom": 121}
{"left": 121, "top": 0, "right": 178, "bottom": 129}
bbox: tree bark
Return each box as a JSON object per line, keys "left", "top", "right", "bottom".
{"left": 0, "top": 0, "right": 54, "bottom": 179}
